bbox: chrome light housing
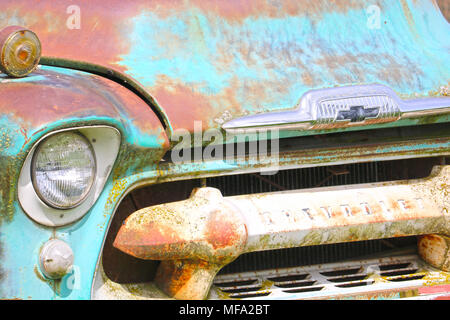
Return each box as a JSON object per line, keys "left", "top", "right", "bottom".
{"left": 31, "top": 131, "right": 97, "bottom": 209}
{"left": 19, "top": 126, "right": 120, "bottom": 227}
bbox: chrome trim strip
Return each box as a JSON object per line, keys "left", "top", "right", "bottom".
{"left": 222, "top": 84, "right": 450, "bottom": 132}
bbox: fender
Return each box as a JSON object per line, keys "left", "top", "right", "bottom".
{"left": 0, "top": 66, "right": 168, "bottom": 299}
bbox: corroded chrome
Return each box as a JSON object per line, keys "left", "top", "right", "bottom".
{"left": 113, "top": 188, "right": 248, "bottom": 300}
{"left": 418, "top": 234, "right": 450, "bottom": 272}
{"left": 210, "top": 253, "right": 450, "bottom": 300}
{"left": 93, "top": 253, "right": 450, "bottom": 300}
{"left": 114, "top": 165, "right": 449, "bottom": 299}
{"left": 0, "top": 26, "right": 41, "bottom": 77}
{"left": 222, "top": 84, "right": 450, "bottom": 132}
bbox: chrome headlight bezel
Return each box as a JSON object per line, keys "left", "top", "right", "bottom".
{"left": 18, "top": 126, "right": 121, "bottom": 227}
{"left": 30, "top": 131, "right": 97, "bottom": 210}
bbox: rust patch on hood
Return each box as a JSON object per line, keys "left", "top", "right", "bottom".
{"left": 2, "top": 0, "right": 448, "bottom": 136}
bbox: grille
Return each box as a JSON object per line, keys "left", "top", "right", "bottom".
{"left": 219, "top": 237, "right": 417, "bottom": 274}
{"left": 204, "top": 157, "right": 441, "bottom": 197}
{"left": 211, "top": 254, "right": 428, "bottom": 300}
{"left": 102, "top": 156, "right": 445, "bottom": 284}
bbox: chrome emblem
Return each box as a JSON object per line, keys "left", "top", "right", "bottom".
{"left": 335, "top": 105, "right": 380, "bottom": 122}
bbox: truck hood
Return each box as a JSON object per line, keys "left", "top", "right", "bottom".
{"left": 1, "top": 0, "right": 449, "bottom": 133}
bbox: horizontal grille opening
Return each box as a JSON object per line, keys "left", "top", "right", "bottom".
{"left": 380, "top": 268, "right": 418, "bottom": 277}
{"left": 214, "top": 279, "right": 258, "bottom": 287}
{"left": 274, "top": 280, "right": 317, "bottom": 288}
{"left": 335, "top": 280, "right": 374, "bottom": 288}
{"left": 283, "top": 286, "right": 325, "bottom": 294}
{"left": 320, "top": 267, "right": 362, "bottom": 277}
{"left": 205, "top": 158, "right": 442, "bottom": 196}
{"left": 229, "top": 291, "right": 271, "bottom": 299}
{"left": 379, "top": 262, "right": 411, "bottom": 271}
{"left": 267, "top": 274, "right": 309, "bottom": 282}
{"left": 326, "top": 274, "right": 368, "bottom": 283}
{"left": 386, "top": 274, "right": 426, "bottom": 282}
{"left": 102, "top": 156, "right": 445, "bottom": 284}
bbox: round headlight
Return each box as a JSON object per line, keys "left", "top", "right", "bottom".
{"left": 31, "top": 132, "right": 96, "bottom": 209}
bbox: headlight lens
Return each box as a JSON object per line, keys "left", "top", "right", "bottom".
{"left": 31, "top": 132, "right": 96, "bottom": 209}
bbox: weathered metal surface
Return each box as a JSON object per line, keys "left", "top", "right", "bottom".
{"left": 418, "top": 234, "right": 450, "bottom": 271}
{"left": 0, "top": 66, "right": 169, "bottom": 299}
{"left": 0, "top": 0, "right": 448, "bottom": 301}
{"left": 0, "top": 66, "right": 169, "bottom": 222}
{"left": 38, "top": 57, "right": 172, "bottom": 133}
{"left": 209, "top": 254, "right": 450, "bottom": 300}
{"left": 114, "top": 187, "right": 247, "bottom": 299}
{"left": 0, "top": 68, "right": 447, "bottom": 300}
{"left": 155, "top": 259, "right": 222, "bottom": 300}
{"left": 1, "top": 0, "right": 448, "bottom": 138}
{"left": 239, "top": 165, "right": 449, "bottom": 252}
{"left": 0, "top": 71, "right": 448, "bottom": 300}
{"left": 114, "top": 166, "right": 449, "bottom": 299}
{"left": 94, "top": 253, "right": 450, "bottom": 300}
{"left": 93, "top": 262, "right": 171, "bottom": 300}
{"left": 0, "top": 26, "right": 41, "bottom": 77}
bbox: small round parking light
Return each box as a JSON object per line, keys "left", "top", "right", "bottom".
{"left": 0, "top": 26, "right": 41, "bottom": 77}
{"left": 39, "top": 239, "right": 74, "bottom": 280}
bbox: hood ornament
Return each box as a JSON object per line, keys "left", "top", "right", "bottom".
{"left": 0, "top": 26, "right": 41, "bottom": 78}
{"left": 222, "top": 84, "right": 450, "bottom": 132}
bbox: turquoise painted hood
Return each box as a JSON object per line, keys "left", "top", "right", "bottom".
{"left": 1, "top": 0, "right": 449, "bottom": 132}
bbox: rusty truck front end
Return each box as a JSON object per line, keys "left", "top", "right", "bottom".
{"left": 0, "top": 0, "right": 449, "bottom": 300}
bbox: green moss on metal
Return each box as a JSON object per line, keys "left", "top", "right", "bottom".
{"left": 0, "top": 153, "right": 26, "bottom": 223}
